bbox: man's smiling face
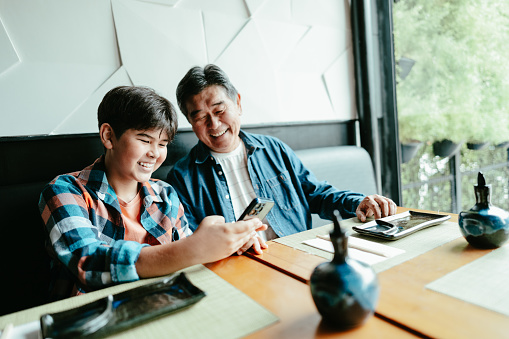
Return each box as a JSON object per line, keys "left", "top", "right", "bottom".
{"left": 186, "top": 85, "right": 242, "bottom": 153}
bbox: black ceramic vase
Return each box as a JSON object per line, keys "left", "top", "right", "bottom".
{"left": 310, "top": 211, "right": 379, "bottom": 329}
{"left": 459, "top": 172, "right": 509, "bottom": 248}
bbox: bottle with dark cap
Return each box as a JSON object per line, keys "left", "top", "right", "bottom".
{"left": 459, "top": 172, "right": 509, "bottom": 248}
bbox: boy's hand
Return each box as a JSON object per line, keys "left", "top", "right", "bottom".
{"left": 237, "top": 234, "right": 268, "bottom": 255}
{"left": 191, "top": 216, "right": 266, "bottom": 263}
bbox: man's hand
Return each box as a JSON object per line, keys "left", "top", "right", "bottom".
{"left": 236, "top": 234, "right": 268, "bottom": 255}
{"left": 356, "top": 194, "right": 397, "bottom": 222}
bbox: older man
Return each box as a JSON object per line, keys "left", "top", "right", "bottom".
{"left": 167, "top": 64, "right": 397, "bottom": 254}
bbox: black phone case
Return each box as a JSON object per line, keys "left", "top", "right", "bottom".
{"left": 238, "top": 198, "right": 274, "bottom": 221}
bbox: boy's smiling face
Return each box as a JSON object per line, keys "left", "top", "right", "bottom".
{"left": 103, "top": 126, "right": 169, "bottom": 200}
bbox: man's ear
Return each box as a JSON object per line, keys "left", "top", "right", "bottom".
{"left": 236, "top": 93, "right": 242, "bottom": 115}
{"left": 99, "top": 123, "right": 115, "bottom": 149}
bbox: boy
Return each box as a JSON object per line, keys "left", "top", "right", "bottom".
{"left": 39, "top": 86, "right": 264, "bottom": 300}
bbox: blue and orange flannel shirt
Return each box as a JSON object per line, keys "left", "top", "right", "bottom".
{"left": 39, "top": 156, "right": 191, "bottom": 299}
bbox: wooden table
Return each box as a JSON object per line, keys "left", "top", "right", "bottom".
{"left": 4, "top": 206, "right": 502, "bottom": 338}
{"left": 0, "top": 254, "right": 416, "bottom": 338}
{"left": 205, "top": 256, "right": 416, "bottom": 338}
{"left": 246, "top": 208, "right": 509, "bottom": 338}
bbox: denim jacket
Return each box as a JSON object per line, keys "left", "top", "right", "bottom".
{"left": 167, "top": 131, "right": 365, "bottom": 237}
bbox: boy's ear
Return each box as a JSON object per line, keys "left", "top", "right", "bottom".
{"left": 100, "top": 123, "right": 115, "bottom": 149}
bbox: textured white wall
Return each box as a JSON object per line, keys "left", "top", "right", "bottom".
{"left": 0, "top": 0, "right": 356, "bottom": 137}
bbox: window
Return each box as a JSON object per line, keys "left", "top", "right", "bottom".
{"left": 393, "top": 1, "right": 509, "bottom": 212}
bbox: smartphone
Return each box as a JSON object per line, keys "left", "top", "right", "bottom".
{"left": 237, "top": 198, "right": 274, "bottom": 221}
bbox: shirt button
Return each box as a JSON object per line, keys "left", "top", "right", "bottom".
{"left": 218, "top": 171, "right": 223, "bottom": 176}
{"left": 225, "top": 194, "right": 230, "bottom": 199}
{"left": 210, "top": 157, "right": 214, "bottom": 161}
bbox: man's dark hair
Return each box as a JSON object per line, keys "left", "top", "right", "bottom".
{"left": 176, "top": 64, "right": 238, "bottom": 118}
{"left": 98, "top": 86, "right": 178, "bottom": 141}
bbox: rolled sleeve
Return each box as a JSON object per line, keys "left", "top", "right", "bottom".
{"left": 110, "top": 240, "right": 148, "bottom": 282}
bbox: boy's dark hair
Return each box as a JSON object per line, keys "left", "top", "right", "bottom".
{"left": 98, "top": 86, "right": 178, "bottom": 141}
{"left": 176, "top": 64, "right": 238, "bottom": 118}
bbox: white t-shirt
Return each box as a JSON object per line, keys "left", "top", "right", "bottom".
{"left": 211, "top": 142, "right": 278, "bottom": 241}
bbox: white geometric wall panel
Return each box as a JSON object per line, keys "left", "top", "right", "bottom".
{"left": 324, "top": 47, "right": 357, "bottom": 121}
{"left": 292, "top": 0, "right": 347, "bottom": 27}
{"left": 276, "top": 70, "right": 336, "bottom": 122}
{"left": 203, "top": 11, "right": 248, "bottom": 63}
{"left": 51, "top": 67, "right": 134, "bottom": 135}
{"left": 255, "top": 0, "right": 293, "bottom": 22}
{"left": 245, "top": 0, "right": 267, "bottom": 16}
{"left": 255, "top": 18, "right": 309, "bottom": 68}
{"left": 282, "top": 25, "right": 348, "bottom": 74}
{"left": 0, "top": 0, "right": 356, "bottom": 137}
{"left": 0, "top": 0, "right": 121, "bottom": 137}
{"left": 139, "top": 0, "right": 179, "bottom": 5}
{"left": 0, "top": 17, "right": 19, "bottom": 76}
{"left": 215, "top": 20, "right": 280, "bottom": 126}
{"left": 176, "top": 0, "right": 250, "bottom": 17}
{"left": 112, "top": 0, "right": 207, "bottom": 130}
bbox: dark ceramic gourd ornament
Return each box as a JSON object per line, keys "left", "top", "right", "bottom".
{"left": 310, "top": 211, "right": 379, "bottom": 329}
{"left": 459, "top": 172, "right": 509, "bottom": 248}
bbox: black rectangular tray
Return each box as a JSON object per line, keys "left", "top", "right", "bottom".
{"left": 352, "top": 210, "right": 451, "bottom": 240}
{"left": 40, "top": 272, "right": 206, "bottom": 338}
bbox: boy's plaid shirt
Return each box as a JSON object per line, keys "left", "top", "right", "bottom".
{"left": 39, "top": 156, "right": 191, "bottom": 297}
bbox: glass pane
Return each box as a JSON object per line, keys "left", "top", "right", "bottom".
{"left": 393, "top": 1, "right": 509, "bottom": 212}
{"left": 401, "top": 144, "right": 453, "bottom": 212}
